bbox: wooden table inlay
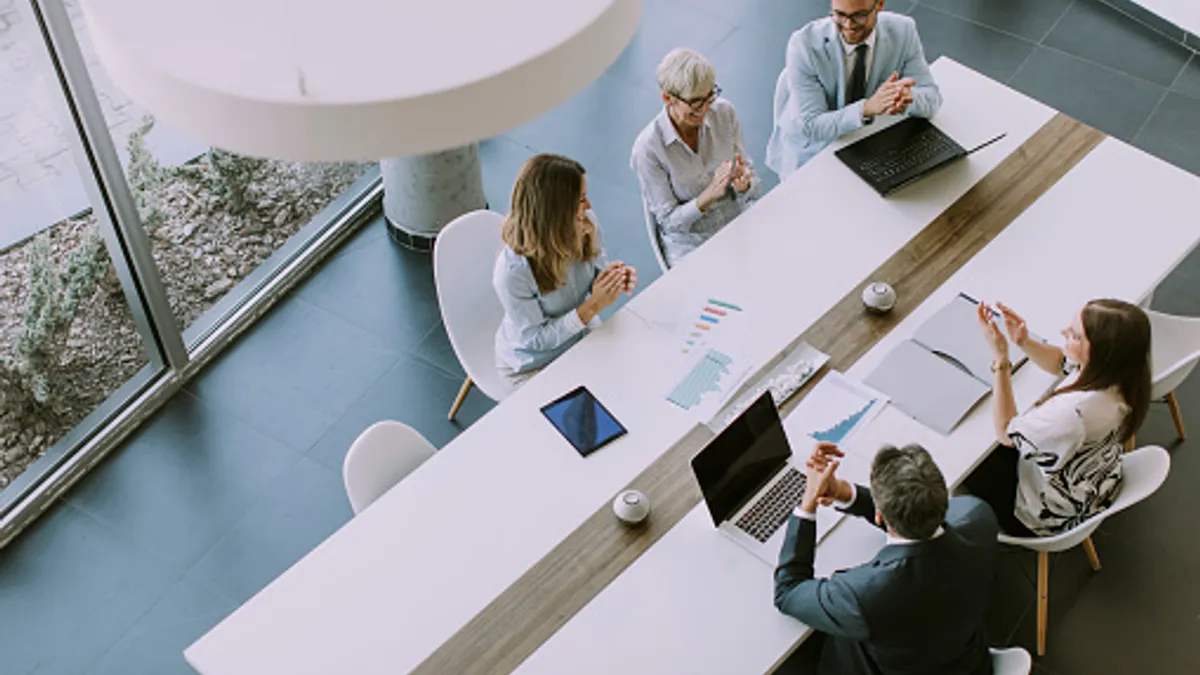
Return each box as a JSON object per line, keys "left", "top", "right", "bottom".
{"left": 412, "top": 114, "right": 1105, "bottom": 675}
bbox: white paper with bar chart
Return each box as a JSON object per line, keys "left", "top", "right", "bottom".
{"left": 663, "top": 298, "right": 756, "bottom": 423}
{"left": 787, "top": 371, "right": 890, "bottom": 448}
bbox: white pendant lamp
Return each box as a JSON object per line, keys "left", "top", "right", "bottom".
{"left": 82, "top": 0, "right": 644, "bottom": 161}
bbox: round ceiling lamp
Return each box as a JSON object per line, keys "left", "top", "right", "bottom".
{"left": 82, "top": 0, "right": 643, "bottom": 161}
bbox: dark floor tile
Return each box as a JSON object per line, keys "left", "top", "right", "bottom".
{"left": 66, "top": 392, "right": 300, "bottom": 572}
{"left": 479, "top": 135, "right": 536, "bottom": 212}
{"left": 733, "top": 0, "right": 831, "bottom": 63}
{"left": 915, "top": 0, "right": 1072, "bottom": 42}
{"left": 507, "top": 72, "right": 662, "bottom": 196}
{"left": 296, "top": 226, "right": 443, "bottom": 351}
{"left": 908, "top": 6, "right": 1038, "bottom": 83}
{"left": 186, "top": 458, "right": 353, "bottom": 606}
{"left": 0, "top": 505, "right": 177, "bottom": 675}
{"left": 605, "top": 0, "right": 738, "bottom": 91}
{"left": 410, "top": 321, "right": 466, "bottom": 380}
{"left": 306, "top": 357, "right": 494, "bottom": 473}
{"left": 1150, "top": 244, "right": 1200, "bottom": 317}
{"left": 1090, "top": 377, "right": 1195, "bottom": 562}
{"left": 187, "top": 296, "right": 399, "bottom": 452}
{"left": 705, "top": 22, "right": 790, "bottom": 175}
{"left": 1008, "top": 535, "right": 1200, "bottom": 674}
{"left": 1172, "top": 55, "right": 1200, "bottom": 100}
{"left": 83, "top": 579, "right": 237, "bottom": 675}
{"left": 1009, "top": 47, "right": 1165, "bottom": 141}
{"left": 1094, "top": 0, "right": 1188, "bottom": 43}
{"left": 1043, "top": 0, "right": 1191, "bottom": 87}
{"left": 1133, "top": 92, "right": 1200, "bottom": 176}
{"left": 985, "top": 548, "right": 1038, "bottom": 645}
{"left": 672, "top": 0, "right": 760, "bottom": 25}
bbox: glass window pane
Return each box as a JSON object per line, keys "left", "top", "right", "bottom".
{"left": 65, "top": 1, "right": 372, "bottom": 336}
{"left": 0, "top": 1, "right": 152, "bottom": 491}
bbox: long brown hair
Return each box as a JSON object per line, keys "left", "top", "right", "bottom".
{"left": 1037, "top": 299, "right": 1151, "bottom": 441}
{"left": 501, "top": 154, "right": 600, "bottom": 292}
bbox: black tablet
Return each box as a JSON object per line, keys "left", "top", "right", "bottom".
{"left": 540, "top": 386, "right": 627, "bottom": 457}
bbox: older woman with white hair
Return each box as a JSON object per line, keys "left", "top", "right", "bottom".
{"left": 631, "top": 48, "right": 761, "bottom": 268}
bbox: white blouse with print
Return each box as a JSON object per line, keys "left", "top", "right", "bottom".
{"left": 1007, "top": 380, "right": 1128, "bottom": 536}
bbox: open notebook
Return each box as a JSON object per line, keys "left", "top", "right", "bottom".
{"left": 864, "top": 293, "right": 1026, "bottom": 434}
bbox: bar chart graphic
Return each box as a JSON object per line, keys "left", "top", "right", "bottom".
{"left": 791, "top": 372, "right": 889, "bottom": 447}
{"left": 668, "top": 349, "right": 736, "bottom": 410}
{"left": 681, "top": 299, "right": 743, "bottom": 356}
{"left": 811, "top": 399, "right": 875, "bottom": 445}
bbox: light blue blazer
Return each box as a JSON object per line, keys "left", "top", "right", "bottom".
{"left": 765, "top": 13, "right": 942, "bottom": 179}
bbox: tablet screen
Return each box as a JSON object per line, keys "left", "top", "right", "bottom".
{"left": 540, "top": 386, "right": 627, "bottom": 457}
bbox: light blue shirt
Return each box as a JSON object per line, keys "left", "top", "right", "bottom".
{"left": 766, "top": 12, "right": 942, "bottom": 178}
{"left": 493, "top": 220, "right": 608, "bottom": 374}
{"left": 631, "top": 98, "right": 761, "bottom": 267}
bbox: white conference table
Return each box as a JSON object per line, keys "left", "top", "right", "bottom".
{"left": 185, "top": 58, "right": 1200, "bottom": 675}
{"left": 515, "top": 132, "right": 1200, "bottom": 675}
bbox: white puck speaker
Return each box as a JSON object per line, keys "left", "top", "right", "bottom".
{"left": 862, "top": 282, "right": 897, "bottom": 314}
{"left": 612, "top": 490, "right": 651, "bottom": 525}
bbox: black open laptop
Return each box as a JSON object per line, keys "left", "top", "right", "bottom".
{"left": 835, "top": 117, "right": 1003, "bottom": 196}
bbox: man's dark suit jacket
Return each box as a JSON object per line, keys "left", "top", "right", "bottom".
{"left": 774, "top": 487, "right": 999, "bottom": 675}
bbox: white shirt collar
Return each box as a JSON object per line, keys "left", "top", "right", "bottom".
{"left": 887, "top": 526, "right": 944, "bottom": 546}
{"left": 840, "top": 28, "right": 877, "bottom": 56}
{"left": 655, "top": 106, "right": 710, "bottom": 149}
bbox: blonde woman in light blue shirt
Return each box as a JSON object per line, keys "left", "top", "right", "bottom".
{"left": 493, "top": 154, "right": 638, "bottom": 386}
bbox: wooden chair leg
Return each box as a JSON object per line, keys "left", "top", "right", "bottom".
{"left": 1082, "top": 536, "right": 1102, "bottom": 572}
{"left": 1167, "top": 391, "right": 1186, "bottom": 440}
{"left": 1037, "top": 551, "right": 1049, "bottom": 657}
{"left": 448, "top": 377, "right": 473, "bottom": 421}
{"left": 1125, "top": 434, "right": 1135, "bottom": 452}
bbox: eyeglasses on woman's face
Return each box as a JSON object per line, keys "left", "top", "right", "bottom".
{"left": 672, "top": 84, "right": 721, "bottom": 111}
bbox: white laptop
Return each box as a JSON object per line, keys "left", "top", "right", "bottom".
{"left": 691, "top": 391, "right": 845, "bottom": 567}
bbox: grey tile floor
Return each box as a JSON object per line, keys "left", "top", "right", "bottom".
{"left": 1, "top": 1, "right": 1198, "bottom": 673}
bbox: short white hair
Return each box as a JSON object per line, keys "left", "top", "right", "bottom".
{"left": 656, "top": 48, "right": 716, "bottom": 100}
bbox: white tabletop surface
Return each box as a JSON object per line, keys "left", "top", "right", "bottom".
{"left": 83, "top": 0, "right": 643, "bottom": 160}
{"left": 184, "top": 58, "right": 1197, "bottom": 675}
{"left": 514, "top": 121, "right": 1200, "bottom": 675}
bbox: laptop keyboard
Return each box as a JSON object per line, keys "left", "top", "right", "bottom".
{"left": 859, "top": 128, "right": 958, "bottom": 182}
{"left": 734, "top": 468, "right": 808, "bottom": 543}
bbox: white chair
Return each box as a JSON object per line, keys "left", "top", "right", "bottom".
{"left": 342, "top": 421, "right": 436, "bottom": 514}
{"left": 643, "top": 202, "right": 670, "bottom": 273}
{"left": 1139, "top": 309, "right": 1200, "bottom": 444}
{"left": 433, "top": 209, "right": 516, "bottom": 420}
{"left": 997, "top": 445, "right": 1171, "bottom": 656}
{"left": 990, "top": 647, "right": 1032, "bottom": 675}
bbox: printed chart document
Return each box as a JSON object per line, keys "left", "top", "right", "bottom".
{"left": 663, "top": 298, "right": 756, "bottom": 422}
{"left": 787, "top": 371, "right": 889, "bottom": 447}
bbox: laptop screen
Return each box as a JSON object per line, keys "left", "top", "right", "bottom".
{"left": 691, "top": 392, "right": 793, "bottom": 526}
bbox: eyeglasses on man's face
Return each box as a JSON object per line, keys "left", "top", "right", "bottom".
{"left": 831, "top": 0, "right": 881, "bottom": 27}
{"left": 673, "top": 84, "right": 721, "bottom": 111}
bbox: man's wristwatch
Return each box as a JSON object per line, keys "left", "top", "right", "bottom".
{"left": 990, "top": 359, "right": 1013, "bottom": 374}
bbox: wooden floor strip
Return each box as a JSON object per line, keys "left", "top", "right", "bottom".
{"left": 413, "top": 114, "right": 1105, "bottom": 675}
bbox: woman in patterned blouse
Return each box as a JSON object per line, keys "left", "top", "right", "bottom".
{"left": 966, "top": 298, "right": 1151, "bottom": 536}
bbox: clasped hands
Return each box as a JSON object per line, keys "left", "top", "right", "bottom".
{"left": 863, "top": 72, "right": 917, "bottom": 118}
{"left": 798, "top": 442, "right": 855, "bottom": 515}
{"left": 699, "top": 153, "right": 754, "bottom": 211}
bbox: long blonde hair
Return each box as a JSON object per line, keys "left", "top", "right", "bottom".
{"left": 502, "top": 154, "right": 600, "bottom": 292}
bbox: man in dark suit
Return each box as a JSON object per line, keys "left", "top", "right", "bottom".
{"left": 775, "top": 442, "right": 999, "bottom": 675}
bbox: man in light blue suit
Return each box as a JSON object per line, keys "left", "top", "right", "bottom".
{"left": 766, "top": 0, "right": 942, "bottom": 179}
